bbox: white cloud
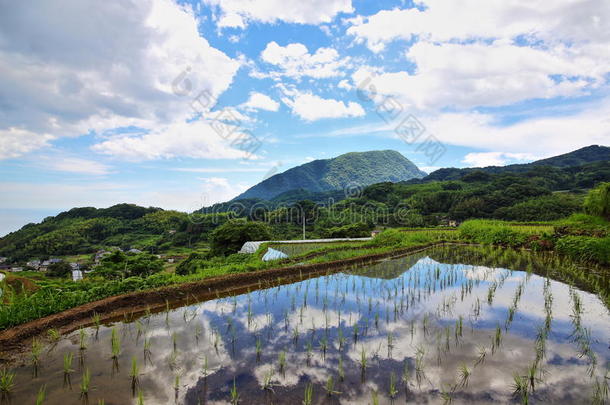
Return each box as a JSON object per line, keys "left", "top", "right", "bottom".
{"left": 427, "top": 98, "right": 610, "bottom": 155}
{"left": 204, "top": 0, "right": 353, "bottom": 28}
{"left": 241, "top": 92, "right": 280, "bottom": 111}
{"left": 91, "top": 120, "right": 255, "bottom": 161}
{"left": 0, "top": 0, "right": 241, "bottom": 160}
{"left": 347, "top": 0, "right": 610, "bottom": 52}
{"left": 0, "top": 128, "right": 54, "bottom": 160}
{"left": 260, "top": 42, "right": 347, "bottom": 79}
{"left": 462, "top": 152, "right": 537, "bottom": 167}
{"left": 283, "top": 92, "right": 365, "bottom": 121}
{"left": 46, "top": 158, "right": 112, "bottom": 175}
{"left": 352, "top": 39, "right": 605, "bottom": 110}
{"left": 346, "top": 1, "right": 609, "bottom": 112}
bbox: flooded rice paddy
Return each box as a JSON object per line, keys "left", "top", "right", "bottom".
{"left": 1, "top": 246, "right": 609, "bottom": 404}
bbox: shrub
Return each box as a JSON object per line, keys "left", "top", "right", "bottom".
{"left": 583, "top": 182, "right": 610, "bottom": 220}
{"left": 366, "top": 229, "right": 405, "bottom": 248}
{"left": 555, "top": 236, "right": 610, "bottom": 265}
{"left": 322, "top": 222, "right": 372, "bottom": 238}
{"left": 209, "top": 220, "right": 272, "bottom": 256}
{"left": 459, "top": 220, "right": 530, "bottom": 247}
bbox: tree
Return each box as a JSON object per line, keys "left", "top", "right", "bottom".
{"left": 47, "top": 261, "right": 73, "bottom": 278}
{"left": 584, "top": 182, "right": 610, "bottom": 220}
{"left": 210, "top": 220, "right": 272, "bottom": 256}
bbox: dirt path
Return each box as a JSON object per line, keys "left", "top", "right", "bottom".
{"left": 0, "top": 241, "right": 451, "bottom": 359}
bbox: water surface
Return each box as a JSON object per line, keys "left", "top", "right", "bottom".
{"left": 2, "top": 246, "right": 609, "bottom": 404}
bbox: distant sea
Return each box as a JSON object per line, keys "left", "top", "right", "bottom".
{"left": 0, "top": 209, "right": 62, "bottom": 237}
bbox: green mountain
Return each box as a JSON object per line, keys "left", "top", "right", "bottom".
{"left": 424, "top": 145, "right": 610, "bottom": 182}
{"left": 235, "top": 150, "right": 427, "bottom": 200}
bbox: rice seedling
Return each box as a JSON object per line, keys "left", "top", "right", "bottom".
{"left": 491, "top": 324, "right": 502, "bottom": 354}
{"left": 415, "top": 345, "right": 426, "bottom": 386}
{"left": 143, "top": 337, "right": 152, "bottom": 359}
{"left": 137, "top": 389, "right": 145, "bottom": 405}
{"left": 487, "top": 282, "right": 497, "bottom": 305}
{"left": 319, "top": 335, "right": 328, "bottom": 358}
{"left": 324, "top": 376, "right": 341, "bottom": 396}
{"left": 79, "top": 328, "right": 88, "bottom": 350}
{"left": 402, "top": 359, "right": 411, "bottom": 387}
{"left": 111, "top": 327, "right": 121, "bottom": 359}
{"left": 63, "top": 353, "right": 74, "bottom": 381}
{"left": 511, "top": 373, "right": 529, "bottom": 405}
{"left": 371, "top": 389, "right": 379, "bottom": 405}
{"left": 302, "top": 383, "right": 313, "bottom": 405}
{"left": 458, "top": 363, "right": 471, "bottom": 388}
{"left": 80, "top": 368, "right": 91, "bottom": 398}
{"left": 130, "top": 356, "right": 140, "bottom": 390}
{"left": 389, "top": 372, "right": 399, "bottom": 398}
{"left": 440, "top": 384, "right": 453, "bottom": 404}
{"left": 306, "top": 341, "right": 313, "bottom": 363}
{"left": 230, "top": 377, "right": 239, "bottom": 405}
{"left": 35, "top": 385, "right": 46, "bottom": 405}
{"left": 92, "top": 312, "right": 101, "bottom": 333}
{"left": 387, "top": 331, "right": 394, "bottom": 356}
{"left": 261, "top": 368, "right": 277, "bottom": 392}
{"left": 194, "top": 324, "right": 203, "bottom": 342}
{"left": 359, "top": 346, "right": 367, "bottom": 371}
{"left": 337, "top": 327, "right": 346, "bottom": 350}
{"left": 0, "top": 368, "right": 15, "bottom": 395}
{"left": 292, "top": 326, "right": 299, "bottom": 344}
{"left": 474, "top": 345, "right": 487, "bottom": 367}
{"left": 255, "top": 337, "right": 262, "bottom": 361}
{"left": 278, "top": 351, "right": 286, "bottom": 373}
{"left": 526, "top": 361, "right": 542, "bottom": 392}
{"left": 31, "top": 338, "right": 43, "bottom": 367}
{"left": 591, "top": 372, "right": 609, "bottom": 405}
{"left": 47, "top": 328, "right": 60, "bottom": 342}
{"left": 338, "top": 356, "right": 345, "bottom": 381}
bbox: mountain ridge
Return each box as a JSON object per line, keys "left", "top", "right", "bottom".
{"left": 235, "top": 150, "right": 427, "bottom": 200}
{"left": 422, "top": 145, "right": 610, "bottom": 182}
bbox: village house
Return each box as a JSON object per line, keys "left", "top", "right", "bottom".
{"left": 27, "top": 259, "right": 41, "bottom": 270}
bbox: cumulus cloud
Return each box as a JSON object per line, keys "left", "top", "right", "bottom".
{"left": 0, "top": 0, "right": 241, "bottom": 160}
{"left": 92, "top": 120, "right": 255, "bottom": 160}
{"left": 203, "top": 0, "right": 353, "bottom": 28}
{"left": 283, "top": 92, "right": 365, "bottom": 121}
{"left": 347, "top": 0, "right": 610, "bottom": 52}
{"left": 346, "top": 0, "right": 609, "bottom": 112}
{"left": 260, "top": 42, "right": 347, "bottom": 79}
{"left": 241, "top": 92, "right": 280, "bottom": 111}
{"left": 352, "top": 40, "right": 605, "bottom": 110}
{"left": 462, "top": 152, "right": 538, "bottom": 167}
{"left": 426, "top": 99, "right": 610, "bottom": 155}
{"left": 0, "top": 128, "right": 54, "bottom": 160}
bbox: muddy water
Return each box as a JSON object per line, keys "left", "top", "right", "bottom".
{"left": 2, "top": 246, "right": 609, "bottom": 404}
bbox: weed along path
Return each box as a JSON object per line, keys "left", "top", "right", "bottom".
{"left": 0, "top": 245, "right": 608, "bottom": 404}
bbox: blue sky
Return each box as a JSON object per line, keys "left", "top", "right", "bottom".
{"left": 0, "top": 0, "right": 609, "bottom": 236}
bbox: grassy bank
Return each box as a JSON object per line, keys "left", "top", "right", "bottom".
{"left": 458, "top": 215, "right": 610, "bottom": 265}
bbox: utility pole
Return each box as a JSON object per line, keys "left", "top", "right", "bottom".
{"left": 302, "top": 207, "right": 306, "bottom": 240}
